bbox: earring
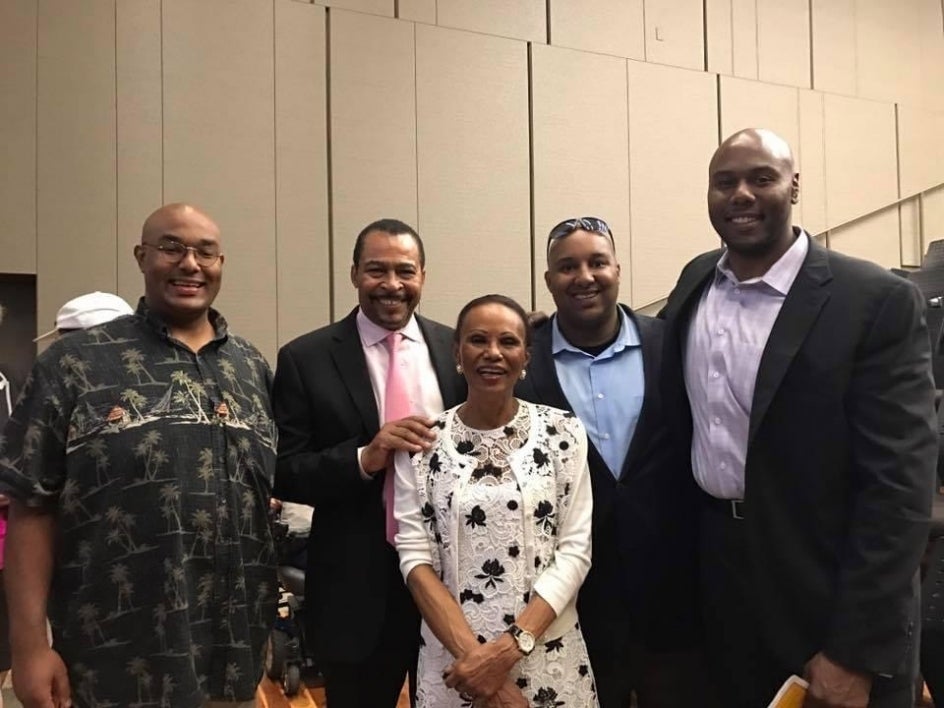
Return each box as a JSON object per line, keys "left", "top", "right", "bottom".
{"left": 519, "top": 370, "right": 527, "bottom": 380}
{"left": 456, "top": 364, "right": 463, "bottom": 374}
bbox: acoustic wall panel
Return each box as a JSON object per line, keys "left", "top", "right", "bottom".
{"left": 798, "top": 90, "right": 827, "bottom": 236}
{"left": 823, "top": 94, "right": 897, "bottom": 229}
{"left": 856, "top": 0, "right": 922, "bottom": 106}
{"left": 531, "top": 44, "right": 631, "bottom": 313}
{"left": 705, "top": 0, "right": 733, "bottom": 75}
{"left": 919, "top": 0, "right": 944, "bottom": 111}
{"left": 275, "top": 1, "right": 330, "bottom": 344}
{"left": 898, "top": 105, "right": 944, "bottom": 197}
{"left": 314, "top": 0, "right": 393, "bottom": 17}
{"left": 731, "top": 0, "right": 758, "bottom": 79}
{"left": 627, "top": 60, "right": 718, "bottom": 306}
{"left": 329, "top": 10, "right": 417, "bottom": 316}
{"left": 162, "top": 0, "right": 277, "bottom": 360}
{"left": 0, "top": 0, "right": 37, "bottom": 275}
{"left": 117, "top": 0, "right": 163, "bottom": 306}
{"left": 811, "top": 0, "right": 856, "bottom": 96}
{"left": 900, "top": 199, "right": 922, "bottom": 268}
{"left": 415, "top": 24, "right": 530, "bottom": 319}
{"left": 924, "top": 187, "right": 944, "bottom": 246}
{"left": 756, "top": 0, "right": 809, "bottom": 88}
{"left": 643, "top": 0, "right": 704, "bottom": 71}
{"left": 37, "top": 0, "right": 117, "bottom": 333}
{"left": 828, "top": 205, "right": 901, "bottom": 269}
{"left": 548, "top": 0, "right": 645, "bottom": 60}
{"left": 719, "top": 76, "right": 799, "bottom": 149}
{"left": 436, "top": 0, "right": 546, "bottom": 43}
{"left": 398, "top": 0, "right": 436, "bottom": 24}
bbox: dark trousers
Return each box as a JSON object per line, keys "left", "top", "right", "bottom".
{"left": 580, "top": 570, "right": 716, "bottom": 708}
{"left": 322, "top": 573, "right": 419, "bottom": 708}
{"left": 700, "top": 502, "right": 914, "bottom": 708}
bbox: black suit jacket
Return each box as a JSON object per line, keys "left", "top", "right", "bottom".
{"left": 661, "top": 237, "right": 937, "bottom": 675}
{"left": 516, "top": 305, "right": 700, "bottom": 650}
{"left": 272, "top": 308, "right": 465, "bottom": 663}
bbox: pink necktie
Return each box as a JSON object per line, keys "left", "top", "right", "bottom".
{"left": 383, "top": 332, "right": 412, "bottom": 545}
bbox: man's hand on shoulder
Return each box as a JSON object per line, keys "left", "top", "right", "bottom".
{"left": 802, "top": 652, "right": 871, "bottom": 708}
{"left": 360, "top": 415, "right": 437, "bottom": 474}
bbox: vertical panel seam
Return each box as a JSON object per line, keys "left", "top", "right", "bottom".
{"left": 114, "top": 0, "right": 119, "bottom": 291}
{"left": 325, "top": 7, "right": 335, "bottom": 322}
{"left": 545, "top": 0, "right": 551, "bottom": 45}
{"left": 625, "top": 60, "right": 634, "bottom": 306}
{"left": 895, "top": 104, "right": 904, "bottom": 267}
{"left": 641, "top": 0, "right": 648, "bottom": 62}
{"left": 160, "top": 0, "right": 165, "bottom": 204}
{"left": 273, "top": 0, "right": 279, "bottom": 345}
{"left": 527, "top": 42, "right": 536, "bottom": 311}
{"left": 35, "top": 0, "right": 40, "bottom": 282}
{"left": 412, "top": 21, "right": 420, "bottom": 259}
{"left": 807, "top": 0, "right": 814, "bottom": 89}
{"left": 702, "top": 0, "right": 709, "bottom": 71}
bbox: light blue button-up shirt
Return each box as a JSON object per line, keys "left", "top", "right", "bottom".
{"left": 552, "top": 307, "right": 645, "bottom": 478}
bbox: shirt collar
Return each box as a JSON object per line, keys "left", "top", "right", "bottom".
{"left": 715, "top": 227, "right": 809, "bottom": 295}
{"left": 135, "top": 297, "right": 228, "bottom": 342}
{"left": 356, "top": 307, "right": 423, "bottom": 347}
{"left": 551, "top": 306, "right": 639, "bottom": 357}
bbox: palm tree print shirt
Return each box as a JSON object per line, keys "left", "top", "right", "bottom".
{"left": 0, "top": 300, "right": 278, "bottom": 708}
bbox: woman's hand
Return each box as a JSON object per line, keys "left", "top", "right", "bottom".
{"left": 475, "top": 679, "right": 529, "bottom": 708}
{"left": 444, "top": 634, "right": 521, "bottom": 699}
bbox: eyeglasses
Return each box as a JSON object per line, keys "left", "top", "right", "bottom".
{"left": 547, "top": 217, "right": 614, "bottom": 249}
{"left": 141, "top": 241, "right": 222, "bottom": 267}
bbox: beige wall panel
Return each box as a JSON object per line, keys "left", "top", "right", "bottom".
{"left": 856, "top": 0, "right": 921, "bottom": 105}
{"left": 398, "top": 0, "right": 436, "bottom": 24}
{"left": 798, "top": 90, "right": 827, "bottom": 236}
{"left": 314, "top": 0, "right": 392, "bottom": 17}
{"left": 900, "top": 199, "right": 921, "bottom": 267}
{"left": 276, "top": 1, "right": 329, "bottom": 344}
{"left": 810, "top": 0, "right": 856, "bottom": 96}
{"left": 719, "top": 76, "right": 799, "bottom": 147}
{"left": 823, "top": 94, "right": 897, "bottom": 228}
{"left": 731, "top": 0, "right": 758, "bottom": 79}
{"left": 162, "top": 0, "right": 277, "bottom": 360}
{"left": 415, "top": 25, "right": 530, "bottom": 318}
{"left": 898, "top": 105, "right": 944, "bottom": 197}
{"left": 718, "top": 76, "right": 806, "bottom": 225}
{"left": 756, "top": 0, "right": 809, "bottom": 88}
{"left": 828, "top": 206, "right": 901, "bottom": 269}
{"left": 628, "top": 61, "right": 718, "bottom": 306}
{"left": 924, "top": 186, "right": 944, "bottom": 245}
{"left": 919, "top": 0, "right": 944, "bottom": 111}
{"left": 705, "top": 0, "right": 733, "bottom": 75}
{"left": 0, "top": 0, "right": 36, "bottom": 274}
{"left": 117, "top": 0, "right": 162, "bottom": 306}
{"left": 549, "top": 0, "right": 644, "bottom": 60}
{"left": 37, "top": 0, "right": 117, "bottom": 333}
{"left": 531, "top": 45, "right": 630, "bottom": 313}
{"left": 330, "top": 10, "right": 416, "bottom": 316}
{"left": 644, "top": 0, "right": 704, "bottom": 71}
{"left": 436, "top": 0, "right": 545, "bottom": 43}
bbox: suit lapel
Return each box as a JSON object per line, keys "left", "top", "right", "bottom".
{"left": 749, "top": 240, "right": 832, "bottom": 444}
{"left": 331, "top": 310, "right": 381, "bottom": 436}
{"left": 620, "top": 309, "right": 657, "bottom": 480}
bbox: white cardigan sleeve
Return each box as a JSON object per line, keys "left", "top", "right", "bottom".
{"left": 393, "top": 448, "right": 435, "bottom": 580}
{"left": 531, "top": 416, "right": 593, "bottom": 616}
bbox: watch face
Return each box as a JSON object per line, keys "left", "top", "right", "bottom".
{"left": 518, "top": 631, "right": 535, "bottom": 654}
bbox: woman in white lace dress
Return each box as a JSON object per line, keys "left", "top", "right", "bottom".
{"left": 395, "top": 294, "right": 598, "bottom": 708}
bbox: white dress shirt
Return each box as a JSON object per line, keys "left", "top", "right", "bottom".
{"left": 356, "top": 309, "right": 445, "bottom": 475}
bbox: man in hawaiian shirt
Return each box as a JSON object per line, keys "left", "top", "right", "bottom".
{"left": 1, "top": 203, "right": 277, "bottom": 708}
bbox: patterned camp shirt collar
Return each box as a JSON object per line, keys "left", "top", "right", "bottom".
{"left": 135, "top": 296, "right": 229, "bottom": 346}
